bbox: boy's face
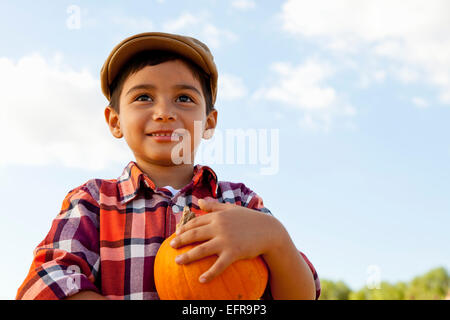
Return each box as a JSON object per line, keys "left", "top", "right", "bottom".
{"left": 105, "top": 59, "right": 217, "bottom": 166}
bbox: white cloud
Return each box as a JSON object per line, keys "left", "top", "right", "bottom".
{"left": 0, "top": 53, "right": 132, "bottom": 170}
{"left": 411, "top": 97, "right": 430, "bottom": 109}
{"left": 357, "top": 69, "right": 387, "bottom": 88}
{"left": 298, "top": 113, "right": 331, "bottom": 133}
{"left": 439, "top": 92, "right": 450, "bottom": 104}
{"left": 373, "top": 70, "right": 386, "bottom": 82}
{"left": 263, "top": 59, "right": 337, "bottom": 110}
{"left": 111, "top": 16, "right": 154, "bottom": 30}
{"left": 231, "top": 0, "right": 256, "bottom": 11}
{"left": 390, "top": 66, "right": 420, "bottom": 84}
{"left": 201, "top": 24, "right": 238, "bottom": 49}
{"left": 251, "top": 58, "right": 356, "bottom": 132}
{"left": 108, "top": 11, "right": 237, "bottom": 50}
{"left": 217, "top": 73, "right": 248, "bottom": 101}
{"left": 279, "top": 0, "right": 450, "bottom": 105}
{"left": 162, "top": 12, "right": 199, "bottom": 33}
{"left": 161, "top": 11, "right": 237, "bottom": 49}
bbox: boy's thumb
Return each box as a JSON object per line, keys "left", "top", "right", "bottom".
{"left": 198, "top": 199, "right": 225, "bottom": 212}
{"left": 198, "top": 199, "right": 212, "bottom": 211}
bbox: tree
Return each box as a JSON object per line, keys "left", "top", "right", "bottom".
{"left": 319, "top": 279, "right": 351, "bottom": 300}
{"left": 320, "top": 266, "right": 449, "bottom": 300}
{"left": 404, "top": 267, "right": 449, "bottom": 300}
{"left": 348, "top": 281, "right": 407, "bottom": 300}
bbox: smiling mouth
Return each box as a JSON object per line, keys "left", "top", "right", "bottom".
{"left": 146, "top": 132, "right": 182, "bottom": 142}
{"left": 147, "top": 133, "right": 179, "bottom": 137}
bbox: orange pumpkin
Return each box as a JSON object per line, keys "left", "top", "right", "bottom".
{"left": 154, "top": 206, "right": 269, "bottom": 300}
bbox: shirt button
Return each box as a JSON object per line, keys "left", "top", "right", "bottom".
{"left": 172, "top": 206, "right": 180, "bottom": 213}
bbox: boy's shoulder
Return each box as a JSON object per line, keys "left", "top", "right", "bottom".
{"left": 216, "top": 180, "right": 271, "bottom": 214}
{"left": 216, "top": 180, "right": 257, "bottom": 199}
{"left": 61, "top": 177, "right": 271, "bottom": 215}
{"left": 64, "top": 177, "right": 116, "bottom": 204}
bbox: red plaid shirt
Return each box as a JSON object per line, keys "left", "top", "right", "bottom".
{"left": 16, "top": 161, "right": 320, "bottom": 300}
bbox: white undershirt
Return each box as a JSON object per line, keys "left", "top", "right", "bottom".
{"left": 161, "top": 185, "right": 180, "bottom": 196}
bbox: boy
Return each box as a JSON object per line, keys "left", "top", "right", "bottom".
{"left": 16, "top": 32, "right": 320, "bottom": 300}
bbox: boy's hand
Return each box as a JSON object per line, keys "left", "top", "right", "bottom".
{"left": 170, "top": 199, "right": 284, "bottom": 283}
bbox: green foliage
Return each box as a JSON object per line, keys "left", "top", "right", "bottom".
{"left": 404, "top": 267, "right": 449, "bottom": 300}
{"left": 319, "top": 280, "right": 351, "bottom": 300}
{"left": 321, "top": 266, "right": 449, "bottom": 300}
{"left": 348, "top": 281, "right": 407, "bottom": 300}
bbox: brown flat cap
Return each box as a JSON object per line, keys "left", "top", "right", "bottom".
{"left": 100, "top": 32, "right": 218, "bottom": 105}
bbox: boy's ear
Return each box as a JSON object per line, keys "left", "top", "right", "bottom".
{"left": 104, "top": 106, "right": 123, "bottom": 139}
{"left": 203, "top": 109, "right": 218, "bottom": 139}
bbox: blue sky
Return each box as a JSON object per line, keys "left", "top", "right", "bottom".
{"left": 1, "top": 0, "right": 449, "bottom": 299}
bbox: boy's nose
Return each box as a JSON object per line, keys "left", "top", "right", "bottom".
{"left": 153, "top": 112, "right": 176, "bottom": 121}
{"left": 152, "top": 101, "right": 177, "bottom": 121}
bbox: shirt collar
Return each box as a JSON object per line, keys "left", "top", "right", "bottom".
{"left": 117, "top": 161, "right": 218, "bottom": 204}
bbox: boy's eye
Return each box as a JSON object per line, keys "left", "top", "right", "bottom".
{"left": 177, "top": 95, "right": 194, "bottom": 103}
{"left": 136, "top": 94, "right": 152, "bottom": 102}
{"left": 135, "top": 94, "right": 194, "bottom": 103}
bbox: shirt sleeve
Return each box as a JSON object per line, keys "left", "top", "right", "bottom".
{"left": 239, "top": 185, "right": 272, "bottom": 215}
{"left": 16, "top": 182, "right": 101, "bottom": 300}
{"left": 241, "top": 185, "right": 321, "bottom": 300}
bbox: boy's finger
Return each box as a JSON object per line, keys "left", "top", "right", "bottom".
{"left": 199, "top": 251, "right": 234, "bottom": 284}
{"left": 198, "top": 199, "right": 230, "bottom": 212}
{"left": 174, "top": 239, "right": 218, "bottom": 265}
{"left": 171, "top": 225, "right": 212, "bottom": 249}
{"left": 176, "top": 213, "right": 210, "bottom": 235}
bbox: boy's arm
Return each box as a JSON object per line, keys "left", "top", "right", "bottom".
{"left": 262, "top": 220, "right": 316, "bottom": 299}
{"left": 16, "top": 182, "right": 102, "bottom": 300}
{"left": 243, "top": 188, "right": 321, "bottom": 300}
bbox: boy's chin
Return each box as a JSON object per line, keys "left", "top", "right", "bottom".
{"left": 146, "top": 155, "right": 193, "bottom": 167}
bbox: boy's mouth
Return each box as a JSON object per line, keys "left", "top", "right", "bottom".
{"left": 148, "top": 133, "right": 176, "bottom": 136}
{"left": 147, "top": 130, "right": 182, "bottom": 142}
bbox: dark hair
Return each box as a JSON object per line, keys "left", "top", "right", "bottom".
{"left": 108, "top": 50, "right": 214, "bottom": 116}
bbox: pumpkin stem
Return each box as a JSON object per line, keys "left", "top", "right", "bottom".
{"left": 176, "top": 205, "right": 196, "bottom": 231}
